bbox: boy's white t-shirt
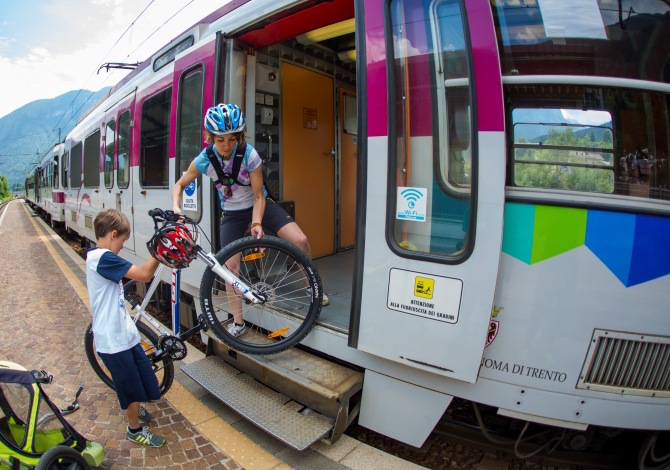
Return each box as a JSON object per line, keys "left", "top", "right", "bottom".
{"left": 86, "top": 248, "right": 140, "bottom": 354}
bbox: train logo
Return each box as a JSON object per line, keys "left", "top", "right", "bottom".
{"left": 414, "top": 276, "right": 434, "bottom": 299}
{"left": 397, "top": 187, "right": 427, "bottom": 222}
{"left": 485, "top": 305, "right": 504, "bottom": 348}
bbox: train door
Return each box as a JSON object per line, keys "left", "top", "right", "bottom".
{"left": 339, "top": 88, "right": 356, "bottom": 249}
{"left": 109, "top": 93, "right": 136, "bottom": 252}
{"left": 282, "top": 63, "right": 336, "bottom": 257}
{"left": 172, "top": 38, "right": 216, "bottom": 286}
{"left": 352, "top": 0, "right": 505, "bottom": 383}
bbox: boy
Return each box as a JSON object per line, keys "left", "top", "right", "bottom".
{"left": 86, "top": 208, "right": 166, "bottom": 447}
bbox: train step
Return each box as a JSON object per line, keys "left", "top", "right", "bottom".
{"left": 181, "top": 332, "right": 363, "bottom": 450}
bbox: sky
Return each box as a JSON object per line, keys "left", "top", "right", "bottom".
{"left": 0, "top": 0, "right": 230, "bottom": 119}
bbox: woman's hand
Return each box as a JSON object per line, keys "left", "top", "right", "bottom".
{"left": 250, "top": 222, "right": 263, "bottom": 239}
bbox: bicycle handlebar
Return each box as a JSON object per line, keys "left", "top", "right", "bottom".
{"left": 148, "top": 208, "right": 197, "bottom": 230}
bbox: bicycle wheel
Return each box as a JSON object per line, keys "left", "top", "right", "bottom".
{"left": 200, "top": 236, "right": 322, "bottom": 354}
{"left": 83, "top": 320, "right": 174, "bottom": 396}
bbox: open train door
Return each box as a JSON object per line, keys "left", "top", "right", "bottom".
{"left": 351, "top": 0, "right": 505, "bottom": 384}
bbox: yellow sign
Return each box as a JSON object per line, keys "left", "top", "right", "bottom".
{"left": 414, "top": 276, "right": 434, "bottom": 299}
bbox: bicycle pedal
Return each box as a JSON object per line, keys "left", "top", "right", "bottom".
{"left": 268, "top": 327, "right": 290, "bottom": 338}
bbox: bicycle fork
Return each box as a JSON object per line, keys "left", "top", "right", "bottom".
{"left": 195, "top": 248, "right": 266, "bottom": 304}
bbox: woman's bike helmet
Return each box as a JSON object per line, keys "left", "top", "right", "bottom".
{"left": 204, "top": 103, "right": 246, "bottom": 135}
{"left": 147, "top": 222, "right": 197, "bottom": 269}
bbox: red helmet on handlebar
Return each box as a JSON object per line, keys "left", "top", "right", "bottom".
{"left": 147, "top": 222, "right": 197, "bottom": 269}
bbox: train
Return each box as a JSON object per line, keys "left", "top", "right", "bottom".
{"left": 24, "top": 143, "right": 66, "bottom": 227}
{"left": 24, "top": 0, "right": 670, "bottom": 464}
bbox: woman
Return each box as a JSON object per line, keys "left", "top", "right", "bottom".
{"left": 172, "top": 104, "right": 328, "bottom": 337}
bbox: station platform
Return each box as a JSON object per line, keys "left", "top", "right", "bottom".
{"left": 0, "top": 200, "right": 425, "bottom": 470}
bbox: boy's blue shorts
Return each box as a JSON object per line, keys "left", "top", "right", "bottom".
{"left": 98, "top": 343, "right": 161, "bottom": 410}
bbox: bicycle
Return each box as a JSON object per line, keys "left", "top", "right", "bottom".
{"left": 84, "top": 208, "right": 323, "bottom": 396}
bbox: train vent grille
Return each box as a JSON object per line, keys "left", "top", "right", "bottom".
{"left": 71, "top": 211, "right": 77, "bottom": 222}
{"left": 85, "top": 215, "right": 93, "bottom": 230}
{"left": 577, "top": 330, "right": 670, "bottom": 398}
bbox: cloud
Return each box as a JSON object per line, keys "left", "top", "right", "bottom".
{"left": 561, "top": 109, "right": 612, "bottom": 126}
{"left": 0, "top": 0, "right": 230, "bottom": 119}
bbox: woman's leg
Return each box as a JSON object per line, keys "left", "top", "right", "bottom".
{"left": 276, "top": 222, "right": 311, "bottom": 257}
{"left": 220, "top": 210, "right": 251, "bottom": 326}
{"left": 225, "top": 252, "right": 243, "bottom": 324}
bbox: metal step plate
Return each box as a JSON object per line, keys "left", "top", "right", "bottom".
{"left": 204, "top": 329, "right": 364, "bottom": 418}
{"left": 181, "top": 355, "right": 334, "bottom": 450}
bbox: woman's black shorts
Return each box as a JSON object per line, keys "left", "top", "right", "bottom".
{"left": 219, "top": 199, "right": 294, "bottom": 248}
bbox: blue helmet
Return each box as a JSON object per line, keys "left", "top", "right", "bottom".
{"left": 204, "top": 103, "right": 246, "bottom": 135}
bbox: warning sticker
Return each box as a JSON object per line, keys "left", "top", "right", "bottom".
{"left": 387, "top": 268, "right": 462, "bottom": 323}
{"left": 414, "top": 276, "right": 434, "bottom": 299}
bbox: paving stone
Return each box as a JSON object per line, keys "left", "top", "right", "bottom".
{"left": 0, "top": 202, "right": 239, "bottom": 469}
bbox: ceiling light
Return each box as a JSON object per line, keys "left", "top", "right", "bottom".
{"left": 337, "top": 49, "right": 356, "bottom": 62}
{"left": 302, "top": 19, "right": 355, "bottom": 43}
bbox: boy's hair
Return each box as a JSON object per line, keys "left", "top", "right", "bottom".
{"left": 204, "top": 130, "right": 246, "bottom": 144}
{"left": 94, "top": 209, "right": 130, "bottom": 240}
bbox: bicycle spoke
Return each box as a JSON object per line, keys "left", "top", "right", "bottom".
{"left": 200, "top": 236, "right": 322, "bottom": 354}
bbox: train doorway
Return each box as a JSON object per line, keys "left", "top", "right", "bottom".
{"left": 281, "top": 63, "right": 335, "bottom": 258}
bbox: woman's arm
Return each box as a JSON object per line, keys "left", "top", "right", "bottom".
{"left": 172, "top": 161, "right": 200, "bottom": 214}
{"left": 249, "top": 166, "right": 266, "bottom": 239}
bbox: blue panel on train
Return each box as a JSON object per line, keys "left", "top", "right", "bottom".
{"left": 585, "top": 210, "right": 635, "bottom": 287}
{"left": 628, "top": 215, "right": 670, "bottom": 287}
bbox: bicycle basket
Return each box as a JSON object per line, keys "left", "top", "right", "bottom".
{"left": 147, "top": 221, "right": 198, "bottom": 269}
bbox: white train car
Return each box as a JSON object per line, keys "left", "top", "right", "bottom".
{"left": 25, "top": 143, "right": 66, "bottom": 227}
{"left": 59, "top": 0, "right": 669, "bottom": 463}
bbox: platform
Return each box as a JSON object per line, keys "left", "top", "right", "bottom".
{"left": 0, "top": 200, "right": 425, "bottom": 469}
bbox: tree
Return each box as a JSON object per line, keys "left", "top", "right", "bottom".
{"left": 515, "top": 127, "right": 614, "bottom": 193}
{"left": 0, "top": 175, "right": 11, "bottom": 201}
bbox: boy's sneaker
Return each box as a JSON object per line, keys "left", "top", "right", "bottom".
{"left": 138, "top": 403, "right": 152, "bottom": 423}
{"left": 226, "top": 322, "right": 247, "bottom": 337}
{"left": 127, "top": 426, "right": 166, "bottom": 447}
{"left": 306, "top": 288, "right": 330, "bottom": 306}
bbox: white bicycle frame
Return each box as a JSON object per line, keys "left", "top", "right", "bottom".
{"left": 129, "top": 248, "right": 263, "bottom": 337}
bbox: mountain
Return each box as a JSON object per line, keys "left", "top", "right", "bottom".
{"left": 512, "top": 108, "right": 612, "bottom": 143}
{"left": 0, "top": 88, "right": 111, "bottom": 190}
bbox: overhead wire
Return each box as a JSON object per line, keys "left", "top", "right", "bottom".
{"left": 3, "top": 0, "right": 195, "bottom": 154}
{"left": 123, "top": 0, "right": 195, "bottom": 60}
{"left": 50, "top": 0, "right": 159, "bottom": 135}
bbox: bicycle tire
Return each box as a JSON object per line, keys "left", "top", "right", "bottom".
{"left": 83, "top": 320, "right": 174, "bottom": 396}
{"left": 200, "top": 236, "right": 322, "bottom": 354}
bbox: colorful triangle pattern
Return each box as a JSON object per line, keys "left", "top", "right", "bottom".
{"left": 502, "top": 203, "right": 670, "bottom": 287}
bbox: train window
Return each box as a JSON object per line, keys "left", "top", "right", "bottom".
{"left": 117, "top": 111, "right": 130, "bottom": 189}
{"left": 507, "top": 86, "right": 670, "bottom": 201}
{"left": 53, "top": 156, "right": 59, "bottom": 190}
{"left": 153, "top": 36, "right": 194, "bottom": 72}
{"left": 70, "top": 143, "right": 82, "bottom": 188}
{"left": 104, "top": 120, "right": 115, "bottom": 189}
{"left": 512, "top": 109, "right": 614, "bottom": 193}
{"left": 140, "top": 88, "right": 171, "bottom": 188}
{"left": 177, "top": 69, "right": 204, "bottom": 221}
{"left": 492, "top": 0, "right": 670, "bottom": 83}
{"left": 389, "top": 0, "right": 474, "bottom": 257}
{"left": 62, "top": 151, "right": 69, "bottom": 189}
{"left": 83, "top": 130, "right": 101, "bottom": 188}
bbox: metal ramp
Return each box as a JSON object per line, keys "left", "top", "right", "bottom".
{"left": 181, "top": 331, "right": 363, "bottom": 451}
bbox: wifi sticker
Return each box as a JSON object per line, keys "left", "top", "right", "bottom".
{"left": 397, "top": 187, "right": 427, "bottom": 222}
